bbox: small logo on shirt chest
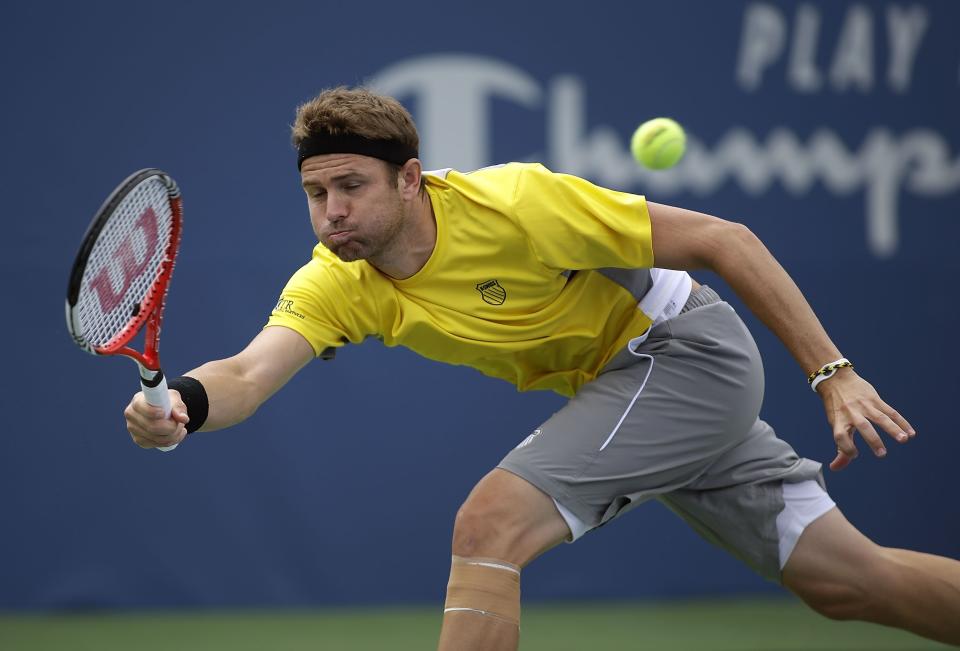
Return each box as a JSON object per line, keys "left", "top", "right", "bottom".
{"left": 476, "top": 279, "right": 507, "bottom": 305}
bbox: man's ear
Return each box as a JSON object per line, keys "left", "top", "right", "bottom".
{"left": 398, "top": 158, "right": 423, "bottom": 199}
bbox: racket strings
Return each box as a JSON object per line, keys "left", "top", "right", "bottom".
{"left": 76, "top": 179, "right": 175, "bottom": 347}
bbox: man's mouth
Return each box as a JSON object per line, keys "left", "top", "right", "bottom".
{"left": 327, "top": 230, "right": 353, "bottom": 244}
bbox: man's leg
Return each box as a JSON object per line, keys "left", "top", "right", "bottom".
{"left": 783, "top": 507, "right": 960, "bottom": 645}
{"left": 437, "top": 468, "right": 571, "bottom": 651}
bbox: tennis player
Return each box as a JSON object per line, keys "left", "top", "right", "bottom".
{"left": 124, "top": 87, "right": 960, "bottom": 649}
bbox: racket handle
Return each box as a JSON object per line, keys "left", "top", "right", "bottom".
{"left": 140, "top": 370, "right": 178, "bottom": 452}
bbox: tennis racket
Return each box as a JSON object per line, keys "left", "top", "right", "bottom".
{"left": 65, "top": 169, "right": 183, "bottom": 452}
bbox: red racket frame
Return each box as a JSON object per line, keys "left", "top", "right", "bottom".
{"left": 66, "top": 169, "right": 182, "bottom": 371}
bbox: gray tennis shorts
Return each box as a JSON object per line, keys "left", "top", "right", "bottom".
{"left": 498, "top": 286, "right": 825, "bottom": 583}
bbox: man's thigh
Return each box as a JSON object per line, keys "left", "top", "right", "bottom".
{"left": 499, "top": 299, "right": 766, "bottom": 532}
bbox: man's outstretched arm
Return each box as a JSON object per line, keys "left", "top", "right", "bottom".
{"left": 647, "top": 201, "right": 915, "bottom": 470}
{"left": 124, "top": 326, "right": 315, "bottom": 448}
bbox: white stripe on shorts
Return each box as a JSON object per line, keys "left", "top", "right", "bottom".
{"left": 553, "top": 498, "right": 592, "bottom": 541}
{"left": 598, "top": 351, "right": 655, "bottom": 452}
{"left": 776, "top": 479, "right": 836, "bottom": 569}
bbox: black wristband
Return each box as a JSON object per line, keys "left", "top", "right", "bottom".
{"left": 168, "top": 376, "right": 209, "bottom": 434}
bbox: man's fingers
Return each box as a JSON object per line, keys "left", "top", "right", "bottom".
{"left": 126, "top": 394, "right": 166, "bottom": 421}
{"left": 852, "top": 417, "right": 887, "bottom": 458}
{"left": 125, "top": 391, "right": 186, "bottom": 448}
{"left": 878, "top": 401, "right": 916, "bottom": 438}
{"left": 832, "top": 426, "right": 859, "bottom": 461}
{"left": 132, "top": 425, "right": 184, "bottom": 448}
{"left": 125, "top": 409, "right": 179, "bottom": 436}
{"left": 829, "top": 450, "right": 853, "bottom": 472}
{"left": 171, "top": 405, "right": 190, "bottom": 425}
{"left": 169, "top": 423, "right": 186, "bottom": 445}
{"left": 168, "top": 390, "right": 190, "bottom": 425}
{"left": 867, "top": 408, "right": 911, "bottom": 444}
{"left": 130, "top": 426, "right": 180, "bottom": 447}
{"left": 821, "top": 375, "right": 915, "bottom": 469}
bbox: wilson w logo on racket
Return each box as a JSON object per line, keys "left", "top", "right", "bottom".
{"left": 66, "top": 169, "right": 183, "bottom": 451}
{"left": 87, "top": 206, "right": 161, "bottom": 313}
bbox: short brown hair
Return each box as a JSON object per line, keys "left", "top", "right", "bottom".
{"left": 291, "top": 86, "right": 419, "bottom": 152}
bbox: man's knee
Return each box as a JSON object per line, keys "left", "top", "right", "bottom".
{"left": 789, "top": 573, "right": 875, "bottom": 621}
{"left": 451, "top": 489, "right": 523, "bottom": 560}
{"left": 786, "top": 548, "right": 895, "bottom": 622}
{"left": 782, "top": 508, "right": 898, "bottom": 622}
{"left": 450, "top": 469, "right": 569, "bottom": 566}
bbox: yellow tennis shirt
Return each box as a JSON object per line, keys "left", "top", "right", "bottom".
{"left": 267, "top": 163, "right": 656, "bottom": 397}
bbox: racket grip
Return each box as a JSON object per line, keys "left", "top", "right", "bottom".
{"left": 140, "top": 370, "right": 178, "bottom": 452}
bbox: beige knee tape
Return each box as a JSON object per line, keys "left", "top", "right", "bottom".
{"left": 443, "top": 555, "right": 521, "bottom": 625}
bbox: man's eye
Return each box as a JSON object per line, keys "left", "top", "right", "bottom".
{"left": 344, "top": 182, "right": 362, "bottom": 190}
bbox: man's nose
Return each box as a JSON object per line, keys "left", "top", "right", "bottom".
{"left": 325, "top": 192, "right": 348, "bottom": 222}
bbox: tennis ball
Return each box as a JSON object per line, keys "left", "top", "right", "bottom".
{"left": 631, "top": 117, "right": 686, "bottom": 170}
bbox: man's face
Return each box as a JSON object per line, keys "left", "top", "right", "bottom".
{"left": 300, "top": 154, "right": 405, "bottom": 262}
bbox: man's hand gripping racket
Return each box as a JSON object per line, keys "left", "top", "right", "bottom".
{"left": 66, "top": 169, "right": 184, "bottom": 451}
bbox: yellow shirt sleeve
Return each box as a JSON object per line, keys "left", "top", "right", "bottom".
{"left": 512, "top": 164, "right": 654, "bottom": 270}
{"left": 265, "top": 247, "right": 383, "bottom": 357}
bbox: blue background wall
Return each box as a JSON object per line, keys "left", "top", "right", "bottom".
{"left": 2, "top": 0, "right": 958, "bottom": 610}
